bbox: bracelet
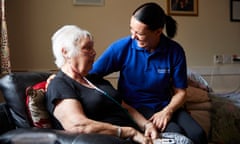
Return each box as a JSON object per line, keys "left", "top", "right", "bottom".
{"left": 117, "top": 126, "right": 122, "bottom": 138}
{"left": 143, "top": 121, "right": 152, "bottom": 131}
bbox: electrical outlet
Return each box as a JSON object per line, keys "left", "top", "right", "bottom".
{"left": 222, "top": 55, "right": 233, "bottom": 64}
{"left": 213, "top": 55, "right": 223, "bottom": 64}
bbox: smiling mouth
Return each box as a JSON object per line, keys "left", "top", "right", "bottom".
{"left": 137, "top": 41, "right": 145, "bottom": 46}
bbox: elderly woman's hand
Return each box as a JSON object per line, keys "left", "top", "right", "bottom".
{"left": 144, "top": 122, "right": 158, "bottom": 140}
{"left": 121, "top": 127, "right": 154, "bottom": 144}
{"left": 132, "top": 131, "right": 154, "bottom": 144}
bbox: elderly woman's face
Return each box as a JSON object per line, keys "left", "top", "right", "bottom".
{"left": 71, "top": 36, "right": 96, "bottom": 76}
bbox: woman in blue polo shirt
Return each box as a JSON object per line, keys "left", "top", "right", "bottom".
{"left": 90, "top": 2, "right": 207, "bottom": 144}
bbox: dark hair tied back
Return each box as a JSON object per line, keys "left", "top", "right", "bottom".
{"left": 132, "top": 2, "right": 177, "bottom": 38}
{"left": 165, "top": 15, "right": 177, "bottom": 38}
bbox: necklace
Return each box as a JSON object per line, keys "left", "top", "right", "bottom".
{"left": 83, "top": 77, "right": 105, "bottom": 93}
{"left": 83, "top": 77, "right": 135, "bottom": 124}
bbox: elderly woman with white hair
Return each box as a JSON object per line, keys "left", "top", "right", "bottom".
{"left": 46, "top": 25, "right": 159, "bottom": 144}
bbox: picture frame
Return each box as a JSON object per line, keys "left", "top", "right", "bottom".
{"left": 230, "top": 0, "right": 240, "bottom": 22}
{"left": 167, "top": 0, "right": 198, "bottom": 16}
{"left": 73, "top": 0, "right": 104, "bottom": 6}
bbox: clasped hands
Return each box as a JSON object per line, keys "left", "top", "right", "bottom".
{"left": 138, "top": 108, "right": 172, "bottom": 144}
{"left": 150, "top": 107, "right": 173, "bottom": 132}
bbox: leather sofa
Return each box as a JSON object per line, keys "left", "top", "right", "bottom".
{"left": 0, "top": 72, "right": 132, "bottom": 144}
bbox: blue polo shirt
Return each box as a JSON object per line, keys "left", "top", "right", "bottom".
{"left": 90, "top": 35, "right": 187, "bottom": 112}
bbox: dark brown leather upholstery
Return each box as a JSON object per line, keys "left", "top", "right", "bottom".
{"left": 0, "top": 72, "right": 131, "bottom": 144}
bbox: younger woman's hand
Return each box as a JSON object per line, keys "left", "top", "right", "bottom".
{"left": 149, "top": 108, "right": 172, "bottom": 132}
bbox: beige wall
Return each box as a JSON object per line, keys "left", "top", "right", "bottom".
{"left": 5, "top": 0, "right": 240, "bottom": 71}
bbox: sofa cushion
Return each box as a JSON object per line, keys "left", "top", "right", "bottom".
{"left": 0, "top": 72, "right": 52, "bottom": 128}
{"left": 210, "top": 94, "right": 240, "bottom": 143}
{"left": 25, "top": 81, "right": 52, "bottom": 128}
{"left": 186, "top": 86, "right": 210, "bottom": 103}
{"left": 0, "top": 103, "right": 15, "bottom": 135}
{"left": 187, "top": 69, "right": 212, "bottom": 92}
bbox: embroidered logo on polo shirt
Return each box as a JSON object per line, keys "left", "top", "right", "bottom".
{"left": 157, "top": 68, "right": 170, "bottom": 74}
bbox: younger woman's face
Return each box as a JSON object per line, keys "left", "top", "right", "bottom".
{"left": 130, "top": 16, "right": 162, "bottom": 52}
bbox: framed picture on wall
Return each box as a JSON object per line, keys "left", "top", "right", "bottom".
{"left": 73, "top": 0, "right": 104, "bottom": 6}
{"left": 230, "top": 0, "right": 240, "bottom": 21}
{"left": 167, "top": 0, "right": 198, "bottom": 16}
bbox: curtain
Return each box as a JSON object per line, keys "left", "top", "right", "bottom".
{"left": 0, "top": 0, "right": 11, "bottom": 74}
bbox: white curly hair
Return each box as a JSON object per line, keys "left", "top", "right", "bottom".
{"left": 51, "top": 25, "right": 93, "bottom": 68}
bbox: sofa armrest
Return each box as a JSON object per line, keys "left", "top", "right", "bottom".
{"left": 0, "top": 128, "right": 132, "bottom": 144}
{"left": 0, "top": 72, "right": 52, "bottom": 128}
{"left": 0, "top": 103, "right": 15, "bottom": 135}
